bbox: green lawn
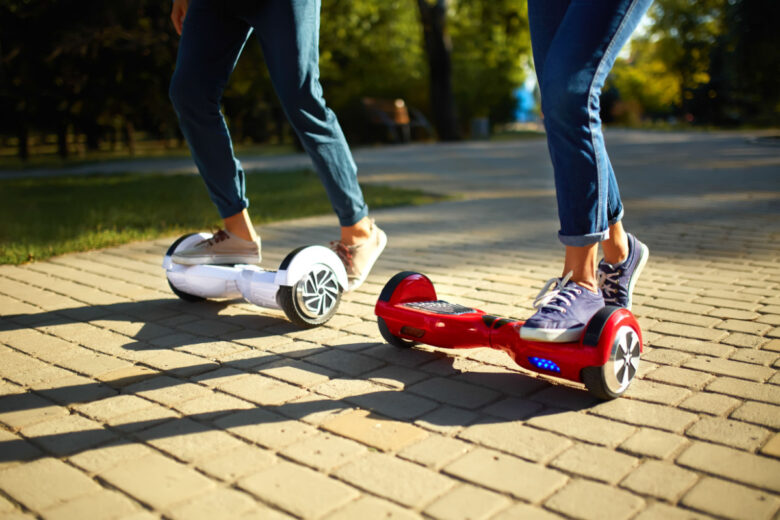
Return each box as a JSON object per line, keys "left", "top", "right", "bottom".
{"left": 0, "top": 169, "right": 445, "bottom": 264}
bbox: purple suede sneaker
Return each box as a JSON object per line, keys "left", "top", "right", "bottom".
{"left": 598, "top": 233, "right": 649, "bottom": 310}
{"left": 520, "top": 273, "right": 605, "bottom": 343}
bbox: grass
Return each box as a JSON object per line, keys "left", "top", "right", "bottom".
{"left": 0, "top": 169, "right": 446, "bottom": 264}
{"left": 0, "top": 142, "right": 297, "bottom": 171}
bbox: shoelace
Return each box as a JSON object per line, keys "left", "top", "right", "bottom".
{"left": 598, "top": 268, "right": 622, "bottom": 304}
{"left": 330, "top": 241, "right": 354, "bottom": 270}
{"left": 532, "top": 271, "right": 582, "bottom": 314}
{"left": 198, "top": 229, "right": 229, "bottom": 247}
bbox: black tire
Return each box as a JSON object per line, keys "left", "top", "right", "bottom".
{"left": 580, "top": 324, "right": 642, "bottom": 400}
{"left": 276, "top": 263, "right": 341, "bottom": 327}
{"left": 377, "top": 316, "right": 416, "bottom": 349}
{"left": 166, "top": 233, "right": 206, "bottom": 302}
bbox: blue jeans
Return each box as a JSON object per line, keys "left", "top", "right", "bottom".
{"left": 529, "top": 0, "right": 653, "bottom": 246}
{"left": 169, "top": 0, "right": 368, "bottom": 227}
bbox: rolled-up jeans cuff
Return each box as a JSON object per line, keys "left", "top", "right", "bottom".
{"left": 608, "top": 208, "right": 624, "bottom": 227}
{"left": 338, "top": 203, "right": 369, "bottom": 228}
{"left": 558, "top": 229, "right": 609, "bottom": 247}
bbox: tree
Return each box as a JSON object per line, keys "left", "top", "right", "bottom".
{"left": 417, "top": 0, "right": 459, "bottom": 140}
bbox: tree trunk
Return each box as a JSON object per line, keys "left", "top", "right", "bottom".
{"left": 417, "top": 0, "right": 460, "bottom": 141}
{"left": 17, "top": 124, "right": 29, "bottom": 161}
{"left": 124, "top": 120, "right": 136, "bottom": 155}
{"left": 57, "top": 122, "right": 69, "bottom": 159}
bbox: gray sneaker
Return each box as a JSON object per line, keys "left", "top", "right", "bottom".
{"left": 331, "top": 220, "right": 387, "bottom": 292}
{"left": 598, "top": 233, "right": 649, "bottom": 310}
{"left": 171, "top": 230, "right": 261, "bottom": 265}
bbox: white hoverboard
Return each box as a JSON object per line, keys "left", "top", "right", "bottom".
{"left": 162, "top": 233, "right": 348, "bottom": 327}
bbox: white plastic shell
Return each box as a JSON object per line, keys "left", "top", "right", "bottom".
{"left": 274, "top": 245, "right": 348, "bottom": 290}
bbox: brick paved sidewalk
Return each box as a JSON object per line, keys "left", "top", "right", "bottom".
{"left": 1, "top": 130, "right": 779, "bottom": 519}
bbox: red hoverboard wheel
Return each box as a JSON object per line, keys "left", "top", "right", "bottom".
{"left": 580, "top": 306, "right": 642, "bottom": 399}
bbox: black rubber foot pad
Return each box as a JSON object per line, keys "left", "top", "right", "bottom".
{"left": 402, "top": 300, "right": 476, "bottom": 315}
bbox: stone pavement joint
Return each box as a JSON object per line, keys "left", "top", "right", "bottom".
{"left": 1, "top": 130, "right": 779, "bottom": 519}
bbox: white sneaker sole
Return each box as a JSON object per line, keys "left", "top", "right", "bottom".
{"left": 171, "top": 253, "right": 262, "bottom": 265}
{"left": 624, "top": 241, "right": 649, "bottom": 311}
{"left": 346, "top": 229, "right": 387, "bottom": 292}
{"left": 519, "top": 324, "right": 585, "bottom": 343}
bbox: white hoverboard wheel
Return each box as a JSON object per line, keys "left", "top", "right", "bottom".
{"left": 277, "top": 262, "right": 342, "bottom": 327}
{"left": 165, "top": 234, "right": 205, "bottom": 302}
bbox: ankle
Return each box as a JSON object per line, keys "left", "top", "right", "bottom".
{"left": 341, "top": 216, "right": 372, "bottom": 246}
{"left": 224, "top": 209, "right": 258, "bottom": 242}
{"left": 570, "top": 276, "right": 599, "bottom": 294}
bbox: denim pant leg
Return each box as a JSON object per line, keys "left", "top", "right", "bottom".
{"left": 169, "top": 0, "right": 252, "bottom": 219}
{"left": 529, "top": 0, "right": 652, "bottom": 246}
{"left": 246, "top": 0, "right": 369, "bottom": 227}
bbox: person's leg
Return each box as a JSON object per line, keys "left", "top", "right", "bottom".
{"left": 244, "top": 0, "right": 385, "bottom": 289}
{"left": 168, "top": 0, "right": 261, "bottom": 264}
{"left": 522, "top": 0, "right": 652, "bottom": 341}
{"left": 246, "top": 0, "right": 369, "bottom": 231}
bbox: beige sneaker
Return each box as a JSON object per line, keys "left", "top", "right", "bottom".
{"left": 171, "top": 230, "right": 261, "bottom": 265}
{"left": 331, "top": 220, "right": 387, "bottom": 291}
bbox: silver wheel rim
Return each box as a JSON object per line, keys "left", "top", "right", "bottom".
{"left": 603, "top": 325, "right": 641, "bottom": 394}
{"left": 294, "top": 264, "right": 340, "bottom": 319}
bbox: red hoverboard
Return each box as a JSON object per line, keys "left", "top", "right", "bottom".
{"left": 375, "top": 272, "right": 643, "bottom": 399}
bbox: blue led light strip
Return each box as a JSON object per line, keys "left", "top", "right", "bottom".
{"left": 529, "top": 357, "right": 561, "bottom": 373}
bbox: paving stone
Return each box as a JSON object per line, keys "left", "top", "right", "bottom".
{"left": 644, "top": 366, "right": 714, "bottom": 389}
{"left": 482, "top": 397, "right": 545, "bottom": 421}
{"left": 67, "top": 439, "right": 159, "bottom": 475}
{"left": 0, "top": 457, "right": 100, "bottom": 511}
{"left": 41, "top": 489, "right": 141, "bottom": 520}
{"left": 730, "top": 348, "right": 778, "bottom": 366}
{"left": 681, "top": 477, "right": 780, "bottom": 520}
{"left": 398, "top": 435, "right": 471, "bottom": 470}
{"left": 171, "top": 391, "right": 255, "bottom": 420}
{"left": 321, "top": 409, "right": 427, "bottom": 453}
{"left": 100, "top": 453, "right": 215, "bottom": 509}
{"left": 413, "top": 405, "right": 480, "bottom": 435}
{"left": 620, "top": 460, "right": 698, "bottom": 501}
{"left": 624, "top": 379, "right": 692, "bottom": 405}
{"left": 423, "top": 484, "right": 510, "bottom": 520}
{"left": 138, "top": 418, "right": 245, "bottom": 462}
{"left": 649, "top": 322, "right": 728, "bottom": 342}
{"left": 551, "top": 443, "right": 638, "bottom": 484}
{"left": 280, "top": 432, "right": 367, "bottom": 471}
{"left": 0, "top": 429, "right": 43, "bottom": 469}
{"left": 591, "top": 398, "right": 698, "bottom": 433}
{"left": 335, "top": 452, "right": 455, "bottom": 508}
{"left": 123, "top": 375, "right": 212, "bottom": 407}
{"left": 730, "top": 401, "right": 780, "bottom": 430}
{"left": 406, "top": 377, "right": 500, "bottom": 410}
{"left": 715, "top": 319, "right": 772, "bottom": 335}
{"left": 214, "top": 408, "right": 317, "bottom": 449}
{"left": 167, "top": 487, "right": 258, "bottom": 520}
{"left": 0, "top": 392, "right": 68, "bottom": 429}
{"left": 632, "top": 503, "right": 711, "bottom": 520}
{"left": 651, "top": 336, "right": 735, "bottom": 357}
{"left": 218, "top": 374, "right": 306, "bottom": 406}
{"left": 457, "top": 419, "right": 571, "bottom": 463}
{"left": 255, "top": 358, "right": 335, "bottom": 388}
{"left": 547, "top": 469, "right": 654, "bottom": 519}
{"left": 240, "top": 460, "right": 358, "bottom": 518}
{"left": 760, "top": 433, "right": 780, "bottom": 458}
{"left": 322, "top": 496, "right": 422, "bottom": 520}
{"left": 640, "top": 348, "right": 693, "bottom": 367}
{"left": 194, "top": 444, "right": 278, "bottom": 482}
{"left": 20, "top": 414, "right": 116, "bottom": 456}
{"left": 707, "top": 376, "right": 780, "bottom": 405}
{"left": 443, "top": 448, "right": 567, "bottom": 503}
{"left": 304, "top": 349, "right": 385, "bottom": 377}
{"left": 683, "top": 357, "right": 774, "bottom": 382}
{"left": 619, "top": 428, "right": 689, "bottom": 460}
{"left": 724, "top": 333, "right": 771, "bottom": 349}
{"left": 677, "top": 441, "right": 780, "bottom": 492}
{"left": 345, "top": 387, "right": 438, "bottom": 420}
{"left": 98, "top": 365, "right": 159, "bottom": 388}
{"left": 678, "top": 391, "right": 741, "bottom": 416}
{"left": 527, "top": 411, "right": 636, "bottom": 447}
{"left": 686, "top": 416, "right": 771, "bottom": 451}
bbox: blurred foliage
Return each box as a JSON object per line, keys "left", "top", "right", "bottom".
{"left": 1, "top": 0, "right": 777, "bottom": 162}
{"left": 606, "top": 0, "right": 779, "bottom": 126}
